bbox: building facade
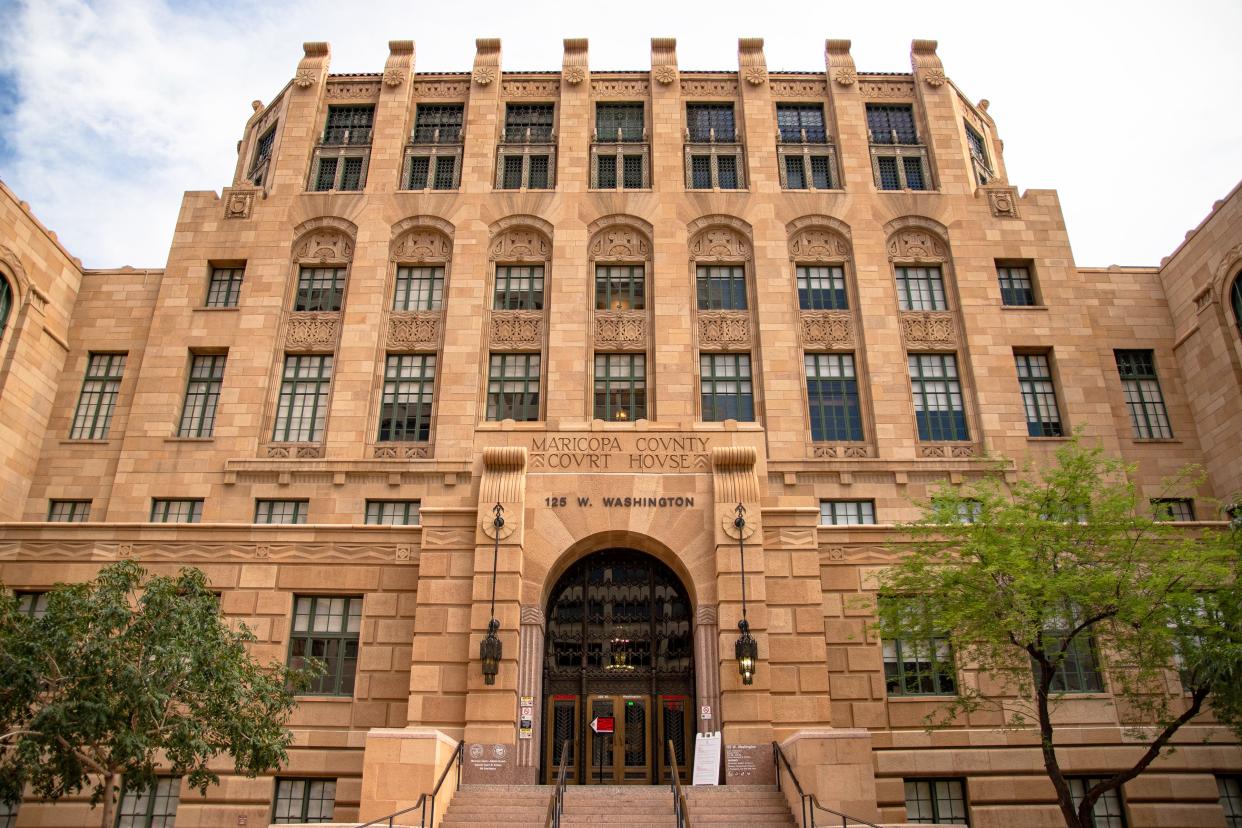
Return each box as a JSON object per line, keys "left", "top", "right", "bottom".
{"left": 1, "top": 36, "right": 1241, "bottom": 828}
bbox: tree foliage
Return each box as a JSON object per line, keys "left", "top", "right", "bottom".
{"left": 874, "top": 439, "right": 1242, "bottom": 828}
{"left": 0, "top": 561, "right": 319, "bottom": 828}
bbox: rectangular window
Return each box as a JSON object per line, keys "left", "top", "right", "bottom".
{"left": 805, "top": 353, "right": 863, "bottom": 442}
{"left": 339, "top": 156, "right": 363, "bottom": 190}
{"left": 178, "top": 353, "right": 226, "bottom": 438}
{"left": 289, "top": 595, "right": 362, "bottom": 696}
{"left": 797, "top": 265, "right": 848, "bottom": 310}
{"left": 393, "top": 266, "right": 444, "bottom": 311}
{"left": 622, "top": 154, "right": 644, "bottom": 188}
{"left": 810, "top": 155, "right": 832, "bottom": 189}
{"left": 249, "top": 127, "right": 276, "bottom": 186}
{"left": 877, "top": 157, "right": 900, "bottom": 190}
{"left": 1068, "top": 778, "right": 1126, "bottom": 828}
{"left": 405, "top": 156, "right": 430, "bottom": 189}
{"left": 904, "top": 778, "right": 968, "bottom": 825}
{"left": 596, "top": 154, "right": 617, "bottom": 188}
{"left": 895, "top": 266, "right": 947, "bottom": 311}
{"left": 205, "top": 265, "right": 244, "bottom": 308}
{"left": 273, "top": 778, "right": 336, "bottom": 824}
{"left": 700, "top": 354, "right": 754, "bottom": 422}
{"left": 70, "top": 353, "right": 126, "bottom": 440}
{"left": 16, "top": 591, "right": 48, "bottom": 619}
{"left": 595, "top": 265, "right": 645, "bottom": 311}
{"left": 686, "top": 103, "right": 735, "bottom": 142}
{"left": 1015, "top": 353, "right": 1064, "bottom": 437}
{"left": 594, "top": 353, "right": 646, "bottom": 422}
{"left": 365, "top": 500, "right": 421, "bottom": 525}
{"left": 48, "top": 500, "right": 91, "bottom": 522}
{"left": 117, "top": 777, "right": 181, "bottom": 828}
{"left": 965, "top": 123, "right": 988, "bottom": 166}
{"left": 0, "top": 802, "right": 13, "bottom": 828}
{"left": 596, "top": 103, "right": 644, "bottom": 142}
{"left": 690, "top": 155, "right": 712, "bottom": 189}
{"left": 1047, "top": 633, "right": 1104, "bottom": 693}
{"left": 378, "top": 354, "right": 436, "bottom": 442}
{"left": 909, "top": 354, "right": 969, "bottom": 442}
{"left": 493, "top": 265, "right": 544, "bottom": 310}
{"left": 528, "top": 155, "right": 550, "bottom": 189}
{"left": 716, "top": 154, "right": 739, "bottom": 189}
{"left": 902, "top": 156, "right": 926, "bottom": 190}
{"left": 501, "top": 155, "right": 524, "bottom": 189}
{"left": 1115, "top": 350, "right": 1172, "bottom": 439}
{"left": 322, "top": 105, "right": 374, "bottom": 145}
{"left": 273, "top": 354, "right": 333, "bottom": 442}
{"left": 997, "top": 264, "right": 1035, "bottom": 306}
{"left": 1219, "top": 776, "right": 1242, "bottom": 828}
{"left": 885, "top": 637, "right": 956, "bottom": 696}
{"left": 486, "top": 353, "right": 541, "bottom": 422}
{"left": 696, "top": 265, "right": 747, "bottom": 310}
{"left": 505, "top": 103, "right": 555, "bottom": 142}
{"left": 784, "top": 155, "right": 806, "bottom": 189}
{"left": 867, "top": 104, "right": 918, "bottom": 144}
{"left": 313, "top": 157, "right": 337, "bottom": 191}
{"left": 956, "top": 500, "right": 983, "bottom": 524}
{"left": 819, "top": 500, "right": 876, "bottom": 525}
{"left": 1152, "top": 498, "right": 1195, "bottom": 521}
{"left": 294, "top": 266, "right": 345, "bottom": 312}
{"left": 776, "top": 104, "right": 827, "bottom": 143}
{"left": 412, "top": 103, "right": 464, "bottom": 143}
{"left": 151, "top": 499, "right": 203, "bottom": 524}
{"left": 432, "top": 155, "right": 457, "bottom": 190}
{"left": 255, "top": 500, "right": 308, "bottom": 525}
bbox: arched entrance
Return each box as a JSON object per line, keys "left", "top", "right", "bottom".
{"left": 541, "top": 549, "right": 694, "bottom": 784}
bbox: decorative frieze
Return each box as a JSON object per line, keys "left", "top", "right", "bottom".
{"left": 490, "top": 311, "right": 544, "bottom": 349}
{"left": 413, "top": 79, "right": 470, "bottom": 98}
{"left": 788, "top": 225, "right": 850, "bottom": 261}
{"left": 594, "top": 311, "right": 647, "bottom": 350}
{"left": 373, "top": 445, "right": 432, "bottom": 459}
{"left": 984, "top": 187, "right": 1021, "bottom": 218}
{"left": 689, "top": 224, "right": 751, "bottom": 261}
{"left": 900, "top": 312, "right": 956, "bottom": 349}
{"left": 591, "top": 78, "right": 650, "bottom": 97}
{"left": 390, "top": 227, "right": 452, "bottom": 262}
{"left": 588, "top": 225, "right": 650, "bottom": 260}
{"left": 887, "top": 229, "right": 948, "bottom": 262}
{"left": 387, "top": 312, "right": 441, "bottom": 350}
{"left": 325, "top": 81, "right": 382, "bottom": 100}
{"left": 286, "top": 313, "right": 341, "bottom": 351}
{"left": 680, "top": 78, "right": 738, "bottom": 97}
{"left": 293, "top": 224, "right": 354, "bottom": 264}
{"left": 489, "top": 226, "right": 551, "bottom": 262}
{"left": 813, "top": 444, "right": 872, "bottom": 458}
{"left": 266, "top": 444, "right": 325, "bottom": 459}
{"left": 222, "top": 188, "right": 256, "bottom": 220}
{"left": 502, "top": 79, "right": 560, "bottom": 98}
{"left": 857, "top": 77, "right": 915, "bottom": 99}
{"left": 698, "top": 311, "right": 751, "bottom": 349}
{"left": 800, "top": 312, "right": 854, "bottom": 348}
{"left": 919, "top": 444, "right": 977, "bottom": 458}
{"left": 769, "top": 78, "right": 826, "bottom": 98}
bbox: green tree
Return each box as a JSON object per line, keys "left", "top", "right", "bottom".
{"left": 875, "top": 439, "right": 1242, "bottom": 828}
{"left": 0, "top": 561, "right": 319, "bottom": 828}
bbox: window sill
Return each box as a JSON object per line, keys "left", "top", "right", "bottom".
{"left": 686, "top": 188, "right": 749, "bottom": 193}
{"left": 194, "top": 306, "right": 240, "bottom": 313}
{"left": 1027, "top": 436, "right": 1071, "bottom": 442}
{"left": 60, "top": 439, "right": 111, "bottom": 445}
{"left": 1000, "top": 304, "right": 1049, "bottom": 311}
{"left": 1051, "top": 692, "right": 1112, "bottom": 699}
{"left": 293, "top": 694, "right": 357, "bottom": 702}
{"left": 1132, "top": 438, "right": 1181, "bottom": 444}
{"left": 885, "top": 694, "right": 958, "bottom": 702}
{"left": 782, "top": 188, "right": 846, "bottom": 193}
{"left": 588, "top": 188, "right": 654, "bottom": 193}
{"left": 165, "top": 437, "right": 215, "bottom": 443}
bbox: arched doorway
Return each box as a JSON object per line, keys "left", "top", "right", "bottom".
{"left": 541, "top": 549, "right": 694, "bottom": 784}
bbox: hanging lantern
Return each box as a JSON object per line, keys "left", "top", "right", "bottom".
{"left": 480, "top": 617, "right": 502, "bottom": 685}
{"left": 736, "top": 619, "right": 758, "bottom": 685}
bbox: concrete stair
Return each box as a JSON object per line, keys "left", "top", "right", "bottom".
{"left": 437, "top": 783, "right": 800, "bottom": 828}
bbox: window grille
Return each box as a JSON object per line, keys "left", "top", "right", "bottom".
{"left": 895, "top": 266, "right": 947, "bottom": 311}
{"left": 622, "top": 154, "right": 644, "bottom": 188}
{"left": 1232, "top": 276, "right": 1242, "bottom": 339}
{"left": 696, "top": 265, "right": 747, "bottom": 310}
{"left": 776, "top": 104, "right": 827, "bottom": 144}
{"left": 885, "top": 638, "right": 956, "bottom": 696}
{"left": 686, "top": 104, "right": 735, "bottom": 141}
{"left": 412, "top": 104, "right": 464, "bottom": 143}
{"left": 902, "top": 157, "right": 926, "bottom": 189}
{"left": 1219, "top": 777, "right": 1242, "bottom": 828}
{"left": 273, "top": 778, "right": 336, "bottom": 824}
{"left": 997, "top": 265, "right": 1035, "bottom": 306}
{"left": 150, "top": 499, "right": 203, "bottom": 524}
{"left": 310, "top": 106, "right": 373, "bottom": 191}
{"left": 867, "top": 105, "right": 928, "bottom": 190}
{"left": 866, "top": 104, "right": 918, "bottom": 144}
{"left": 904, "top": 779, "right": 968, "bottom": 825}
{"left": 805, "top": 353, "right": 863, "bottom": 442}
{"left": 322, "top": 106, "right": 374, "bottom": 145}
{"left": 528, "top": 154, "right": 550, "bottom": 188}
{"left": 797, "top": 265, "right": 848, "bottom": 310}
{"left": 404, "top": 106, "right": 463, "bottom": 190}
{"left": 255, "top": 500, "right": 308, "bottom": 525}
{"left": 595, "top": 265, "right": 645, "bottom": 310}
{"left": 1068, "top": 778, "right": 1127, "bottom": 828}
{"left": 699, "top": 353, "right": 754, "bottom": 422}
{"left": 1015, "top": 353, "right": 1063, "bottom": 437}
{"left": 494, "top": 265, "right": 544, "bottom": 310}
{"left": 339, "top": 156, "right": 363, "bottom": 190}
{"left": 1114, "top": 350, "right": 1172, "bottom": 439}
{"left": 206, "top": 265, "right": 245, "bottom": 307}
{"left": 819, "top": 499, "right": 875, "bottom": 525}
{"left": 406, "top": 157, "right": 430, "bottom": 189}
{"left": 48, "top": 500, "right": 91, "bottom": 522}
{"left": 965, "top": 122, "right": 992, "bottom": 185}
{"left": 178, "top": 354, "right": 226, "bottom": 438}
{"left": 70, "top": 353, "right": 126, "bottom": 440}
{"left": 273, "top": 354, "right": 333, "bottom": 442}
{"left": 597, "top": 155, "right": 617, "bottom": 188}
{"left": 685, "top": 104, "right": 744, "bottom": 189}
{"left": 365, "top": 500, "right": 421, "bottom": 525}
{"left": 486, "top": 353, "right": 541, "bottom": 421}
{"left": 690, "top": 155, "right": 713, "bottom": 189}
{"left": 502, "top": 155, "right": 524, "bottom": 189}
{"left": 497, "top": 150, "right": 554, "bottom": 189}
{"left": 504, "top": 104, "right": 555, "bottom": 142}
{"left": 117, "top": 777, "right": 181, "bottom": 828}
{"left": 378, "top": 354, "right": 436, "bottom": 442}
{"left": 594, "top": 353, "right": 646, "bottom": 422}
{"left": 313, "top": 157, "right": 338, "bottom": 191}
{"left": 248, "top": 126, "right": 276, "bottom": 186}
{"left": 294, "top": 267, "right": 345, "bottom": 312}
{"left": 785, "top": 155, "right": 805, "bottom": 189}
{"left": 596, "top": 103, "right": 644, "bottom": 142}
{"left": 715, "top": 154, "right": 738, "bottom": 189}
{"left": 1152, "top": 498, "right": 1195, "bottom": 521}
{"left": 0, "top": 276, "right": 10, "bottom": 338}
{"left": 877, "top": 157, "right": 900, "bottom": 190}
{"left": 1046, "top": 632, "right": 1104, "bottom": 693}
{"left": 289, "top": 595, "right": 362, "bottom": 696}
{"left": 16, "top": 592, "right": 48, "bottom": 619}
{"left": 393, "top": 266, "right": 444, "bottom": 311}
{"left": 909, "top": 354, "right": 969, "bottom": 442}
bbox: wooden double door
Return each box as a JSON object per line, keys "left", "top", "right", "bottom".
{"left": 543, "top": 692, "right": 692, "bottom": 784}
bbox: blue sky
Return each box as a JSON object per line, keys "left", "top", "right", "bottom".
{"left": 0, "top": 0, "right": 1240, "bottom": 268}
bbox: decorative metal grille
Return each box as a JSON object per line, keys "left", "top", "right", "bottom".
{"left": 596, "top": 103, "right": 644, "bottom": 142}
{"left": 866, "top": 104, "right": 918, "bottom": 144}
{"left": 322, "top": 105, "right": 374, "bottom": 145}
{"left": 1115, "top": 350, "right": 1172, "bottom": 439}
{"left": 505, "top": 104, "right": 555, "bottom": 142}
{"left": 412, "top": 104, "right": 464, "bottom": 143}
{"left": 378, "top": 354, "right": 435, "bottom": 441}
{"left": 70, "top": 353, "right": 126, "bottom": 440}
{"left": 178, "top": 354, "right": 226, "bottom": 438}
{"left": 805, "top": 353, "right": 862, "bottom": 442}
{"left": 700, "top": 353, "right": 754, "bottom": 421}
{"left": 776, "top": 104, "right": 827, "bottom": 143}
{"left": 289, "top": 595, "right": 362, "bottom": 696}
{"left": 908, "top": 354, "right": 969, "bottom": 442}
{"left": 1015, "top": 353, "right": 1063, "bottom": 437}
{"left": 248, "top": 127, "right": 276, "bottom": 186}
{"left": 686, "top": 104, "right": 735, "bottom": 141}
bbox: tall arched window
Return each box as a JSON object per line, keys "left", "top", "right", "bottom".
{"left": 0, "top": 277, "right": 11, "bottom": 339}
{"left": 1232, "top": 274, "right": 1242, "bottom": 340}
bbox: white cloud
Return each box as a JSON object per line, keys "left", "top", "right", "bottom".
{"left": 0, "top": 0, "right": 1239, "bottom": 268}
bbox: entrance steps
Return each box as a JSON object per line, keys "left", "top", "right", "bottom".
{"left": 437, "top": 783, "right": 798, "bottom": 828}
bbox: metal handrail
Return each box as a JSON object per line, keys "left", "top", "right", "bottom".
{"left": 667, "top": 739, "right": 691, "bottom": 828}
{"left": 356, "top": 739, "right": 463, "bottom": 828}
{"left": 544, "top": 739, "right": 572, "bottom": 828}
{"left": 772, "top": 741, "right": 879, "bottom": 828}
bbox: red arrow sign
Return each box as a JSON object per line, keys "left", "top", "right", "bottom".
{"left": 590, "top": 716, "right": 615, "bottom": 734}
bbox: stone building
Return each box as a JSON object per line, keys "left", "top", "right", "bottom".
{"left": 1, "top": 35, "right": 1241, "bottom": 828}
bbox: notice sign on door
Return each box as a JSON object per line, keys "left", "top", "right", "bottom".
{"left": 519, "top": 695, "right": 534, "bottom": 740}
{"left": 692, "top": 731, "right": 722, "bottom": 785}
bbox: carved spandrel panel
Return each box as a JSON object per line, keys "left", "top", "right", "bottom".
{"left": 594, "top": 311, "right": 647, "bottom": 350}
{"left": 286, "top": 313, "right": 341, "bottom": 351}
{"left": 697, "top": 312, "right": 751, "bottom": 349}
{"left": 489, "top": 229, "right": 550, "bottom": 262}
{"left": 589, "top": 227, "right": 650, "bottom": 260}
{"left": 800, "top": 312, "right": 854, "bottom": 348}
{"left": 812, "top": 445, "right": 873, "bottom": 458}
{"left": 887, "top": 230, "right": 947, "bottom": 262}
{"left": 387, "top": 312, "right": 441, "bottom": 350}
{"left": 490, "top": 311, "right": 544, "bottom": 349}
{"left": 900, "top": 312, "right": 957, "bottom": 349}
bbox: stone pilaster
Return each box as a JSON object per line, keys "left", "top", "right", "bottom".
{"left": 515, "top": 605, "right": 546, "bottom": 781}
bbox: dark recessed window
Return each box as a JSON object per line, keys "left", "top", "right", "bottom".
{"left": 904, "top": 778, "right": 968, "bottom": 825}
{"left": 178, "top": 354, "right": 226, "bottom": 438}
{"left": 997, "top": 264, "right": 1035, "bottom": 306}
{"left": 1068, "top": 778, "right": 1126, "bottom": 828}
{"left": 1152, "top": 498, "right": 1195, "bottom": 521}
{"left": 412, "top": 104, "right": 464, "bottom": 143}
{"left": 805, "top": 353, "right": 862, "bottom": 442}
{"left": 273, "top": 778, "right": 336, "bottom": 824}
{"left": 48, "top": 500, "right": 91, "bottom": 522}
{"left": 378, "top": 354, "right": 435, "bottom": 442}
{"left": 273, "top": 354, "right": 333, "bottom": 443}
{"left": 909, "top": 354, "right": 969, "bottom": 442}
{"left": 595, "top": 265, "right": 645, "bottom": 311}
{"left": 776, "top": 104, "right": 827, "bottom": 143}
{"left": 117, "top": 777, "right": 181, "bottom": 828}
{"left": 1015, "top": 352, "right": 1063, "bottom": 437}
{"left": 686, "top": 103, "right": 735, "bottom": 142}
{"left": 206, "top": 265, "right": 245, "bottom": 308}
{"left": 255, "top": 500, "right": 308, "bottom": 525}
{"left": 700, "top": 353, "right": 753, "bottom": 422}
{"left": 493, "top": 265, "right": 544, "bottom": 310}
{"left": 289, "top": 596, "right": 361, "bottom": 696}
{"left": 866, "top": 104, "right": 918, "bottom": 144}
{"left": 294, "top": 267, "right": 345, "bottom": 312}
{"left": 797, "top": 265, "right": 848, "bottom": 310}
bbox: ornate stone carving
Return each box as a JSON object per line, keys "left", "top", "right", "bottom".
{"left": 770, "top": 78, "right": 826, "bottom": 98}
{"left": 923, "top": 68, "right": 947, "bottom": 88}
{"left": 789, "top": 227, "right": 850, "bottom": 261}
{"left": 502, "top": 79, "right": 559, "bottom": 97}
{"left": 592, "top": 79, "right": 650, "bottom": 97}
{"left": 390, "top": 227, "right": 452, "bottom": 262}
{"left": 680, "top": 78, "right": 738, "bottom": 97}
{"left": 744, "top": 65, "right": 767, "bottom": 85}
{"left": 919, "top": 444, "right": 976, "bottom": 459}
{"left": 294, "top": 69, "right": 317, "bottom": 88}
{"left": 857, "top": 78, "right": 915, "bottom": 99}
{"left": 801, "top": 312, "right": 854, "bottom": 348}
{"left": 387, "top": 312, "right": 441, "bottom": 350}
{"left": 326, "top": 82, "right": 381, "bottom": 100}
{"left": 413, "top": 80, "right": 470, "bottom": 98}
{"left": 1193, "top": 287, "right": 1215, "bottom": 313}
{"left": 589, "top": 226, "right": 650, "bottom": 260}
{"left": 832, "top": 69, "right": 857, "bottom": 86}
{"left": 698, "top": 312, "right": 751, "bottom": 349}
{"left": 383, "top": 68, "right": 405, "bottom": 87}
{"left": 813, "top": 445, "right": 872, "bottom": 458}
{"left": 292, "top": 221, "right": 355, "bottom": 263}
{"left": 373, "top": 445, "right": 432, "bottom": 459}
{"left": 652, "top": 66, "right": 677, "bottom": 84}
{"left": 473, "top": 66, "right": 496, "bottom": 85}
{"left": 490, "top": 311, "right": 544, "bottom": 349}
{"left": 222, "top": 188, "right": 256, "bottom": 220}
{"left": 286, "top": 313, "right": 341, "bottom": 350}
{"left": 267, "top": 444, "right": 324, "bottom": 459}
{"left": 887, "top": 229, "right": 948, "bottom": 262}
{"left": 986, "top": 187, "right": 1020, "bottom": 218}
{"left": 489, "top": 227, "right": 551, "bottom": 262}
{"left": 900, "top": 312, "right": 956, "bottom": 349}
{"left": 689, "top": 226, "right": 751, "bottom": 261}
{"left": 594, "top": 311, "right": 646, "bottom": 349}
{"left": 563, "top": 66, "right": 585, "bottom": 85}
